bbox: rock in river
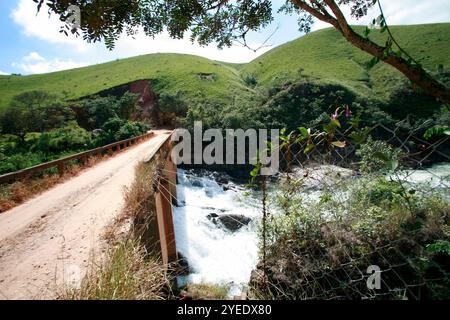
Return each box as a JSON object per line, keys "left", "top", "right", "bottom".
{"left": 207, "top": 213, "right": 252, "bottom": 232}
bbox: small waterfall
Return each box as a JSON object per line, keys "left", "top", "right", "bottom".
{"left": 173, "top": 169, "right": 261, "bottom": 296}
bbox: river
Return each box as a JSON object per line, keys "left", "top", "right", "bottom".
{"left": 173, "top": 169, "right": 261, "bottom": 296}
{"left": 172, "top": 163, "right": 450, "bottom": 296}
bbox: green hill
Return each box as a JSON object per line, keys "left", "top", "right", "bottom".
{"left": 0, "top": 53, "right": 251, "bottom": 108}
{"left": 0, "top": 23, "right": 449, "bottom": 110}
{"left": 241, "top": 23, "right": 450, "bottom": 100}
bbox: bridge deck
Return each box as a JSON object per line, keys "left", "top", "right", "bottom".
{"left": 0, "top": 130, "right": 172, "bottom": 300}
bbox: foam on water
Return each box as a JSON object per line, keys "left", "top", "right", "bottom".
{"left": 173, "top": 170, "right": 261, "bottom": 295}
{"left": 173, "top": 163, "right": 450, "bottom": 295}
{"left": 392, "top": 163, "right": 450, "bottom": 188}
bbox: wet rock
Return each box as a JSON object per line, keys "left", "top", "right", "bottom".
{"left": 214, "top": 175, "right": 229, "bottom": 185}
{"left": 207, "top": 213, "right": 251, "bottom": 232}
{"left": 191, "top": 179, "right": 203, "bottom": 188}
{"left": 176, "top": 252, "right": 191, "bottom": 276}
{"left": 207, "top": 213, "right": 219, "bottom": 221}
{"left": 218, "top": 215, "right": 251, "bottom": 232}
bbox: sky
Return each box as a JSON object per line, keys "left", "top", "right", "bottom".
{"left": 0, "top": 0, "right": 449, "bottom": 75}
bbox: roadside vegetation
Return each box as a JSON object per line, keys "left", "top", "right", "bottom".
{"left": 251, "top": 170, "right": 450, "bottom": 299}
{"left": 0, "top": 90, "right": 150, "bottom": 175}
{"left": 249, "top": 114, "right": 450, "bottom": 300}
{"left": 60, "top": 240, "right": 169, "bottom": 300}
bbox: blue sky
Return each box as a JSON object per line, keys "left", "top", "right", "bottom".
{"left": 1, "top": 0, "right": 449, "bottom": 75}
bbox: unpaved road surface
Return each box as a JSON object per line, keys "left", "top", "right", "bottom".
{"left": 0, "top": 131, "right": 171, "bottom": 300}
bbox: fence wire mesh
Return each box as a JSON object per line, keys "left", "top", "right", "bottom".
{"left": 253, "top": 121, "right": 450, "bottom": 300}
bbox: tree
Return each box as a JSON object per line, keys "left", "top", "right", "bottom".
{"left": 0, "top": 91, "right": 71, "bottom": 142}
{"left": 35, "top": 0, "right": 450, "bottom": 105}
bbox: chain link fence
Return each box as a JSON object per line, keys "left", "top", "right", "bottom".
{"left": 251, "top": 121, "right": 450, "bottom": 300}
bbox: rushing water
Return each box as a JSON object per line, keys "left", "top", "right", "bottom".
{"left": 173, "top": 163, "right": 450, "bottom": 296}
{"left": 173, "top": 169, "right": 261, "bottom": 296}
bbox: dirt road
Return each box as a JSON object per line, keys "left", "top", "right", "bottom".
{"left": 0, "top": 131, "right": 171, "bottom": 300}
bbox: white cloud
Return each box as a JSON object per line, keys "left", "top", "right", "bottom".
{"left": 312, "top": 0, "right": 450, "bottom": 31}
{"left": 11, "top": 0, "right": 270, "bottom": 66}
{"left": 13, "top": 52, "right": 88, "bottom": 74}
{"left": 10, "top": 0, "right": 450, "bottom": 73}
{"left": 11, "top": 0, "right": 88, "bottom": 52}
{"left": 0, "top": 70, "right": 9, "bottom": 75}
{"left": 109, "top": 31, "right": 271, "bottom": 63}
{"left": 23, "top": 52, "right": 45, "bottom": 63}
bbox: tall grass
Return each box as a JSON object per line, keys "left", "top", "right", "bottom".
{"left": 60, "top": 240, "right": 169, "bottom": 300}
{"left": 122, "top": 157, "right": 162, "bottom": 252}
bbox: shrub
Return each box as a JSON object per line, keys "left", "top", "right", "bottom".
{"left": 32, "top": 122, "right": 93, "bottom": 154}
{"left": 250, "top": 174, "right": 450, "bottom": 300}
{"left": 356, "top": 137, "right": 402, "bottom": 173}
{"left": 243, "top": 74, "right": 258, "bottom": 88}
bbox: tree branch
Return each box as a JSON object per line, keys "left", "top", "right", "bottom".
{"left": 290, "top": 0, "right": 341, "bottom": 30}
{"left": 291, "top": 0, "right": 450, "bottom": 105}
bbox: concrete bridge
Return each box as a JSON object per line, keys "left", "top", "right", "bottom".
{"left": 0, "top": 130, "right": 177, "bottom": 300}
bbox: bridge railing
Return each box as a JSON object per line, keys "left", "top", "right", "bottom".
{"left": 0, "top": 132, "right": 155, "bottom": 184}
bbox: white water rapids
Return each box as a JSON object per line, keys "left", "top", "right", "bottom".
{"left": 172, "top": 163, "right": 450, "bottom": 296}
{"left": 173, "top": 170, "right": 261, "bottom": 296}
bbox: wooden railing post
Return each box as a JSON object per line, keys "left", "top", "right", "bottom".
{"left": 58, "top": 163, "right": 65, "bottom": 176}
{"left": 154, "top": 177, "right": 178, "bottom": 266}
{"left": 164, "top": 153, "right": 178, "bottom": 205}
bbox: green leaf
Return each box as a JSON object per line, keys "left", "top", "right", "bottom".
{"left": 373, "top": 151, "right": 390, "bottom": 162}
{"left": 304, "top": 144, "right": 315, "bottom": 155}
{"left": 367, "top": 57, "right": 380, "bottom": 69}
{"left": 387, "top": 159, "right": 399, "bottom": 171}
{"left": 250, "top": 167, "right": 260, "bottom": 178}
{"left": 331, "top": 119, "right": 341, "bottom": 128}
{"left": 426, "top": 241, "right": 450, "bottom": 255}
{"left": 296, "top": 127, "right": 310, "bottom": 143}
{"left": 332, "top": 141, "right": 346, "bottom": 148}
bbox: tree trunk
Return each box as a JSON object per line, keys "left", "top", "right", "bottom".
{"left": 338, "top": 26, "right": 450, "bottom": 105}
{"left": 290, "top": 0, "right": 450, "bottom": 106}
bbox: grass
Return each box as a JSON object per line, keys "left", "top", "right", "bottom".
{"left": 180, "top": 284, "right": 230, "bottom": 300}
{"left": 59, "top": 240, "right": 169, "bottom": 300}
{"left": 250, "top": 170, "right": 450, "bottom": 300}
{"left": 0, "top": 53, "right": 252, "bottom": 108}
{"left": 1, "top": 24, "right": 448, "bottom": 109}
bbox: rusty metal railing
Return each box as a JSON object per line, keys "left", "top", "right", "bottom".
{"left": 0, "top": 132, "right": 155, "bottom": 184}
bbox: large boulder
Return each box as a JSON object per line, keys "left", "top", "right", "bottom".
{"left": 207, "top": 213, "right": 252, "bottom": 232}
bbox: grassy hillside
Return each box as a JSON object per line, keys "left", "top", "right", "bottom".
{"left": 0, "top": 23, "right": 449, "bottom": 109}
{"left": 241, "top": 23, "right": 450, "bottom": 100}
{"left": 0, "top": 53, "right": 251, "bottom": 108}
